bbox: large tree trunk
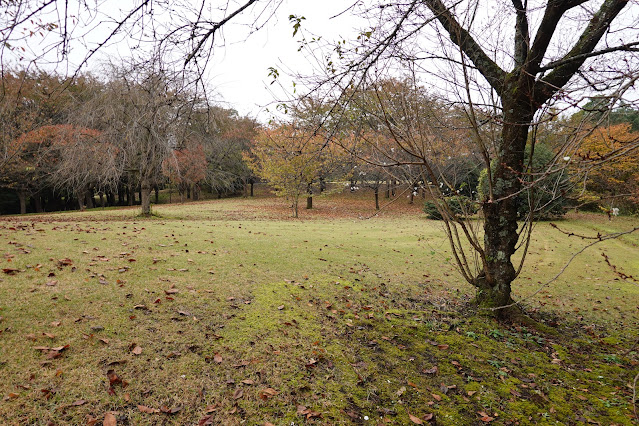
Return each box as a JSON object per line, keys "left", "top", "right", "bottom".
{"left": 475, "top": 95, "right": 533, "bottom": 311}
{"left": 249, "top": 180, "right": 254, "bottom": 197}
{"left": 154, "top": 185, "right": 159, "bottom": 204}
{"left": 140, "top": 179, "right": 152, "bottom": 215}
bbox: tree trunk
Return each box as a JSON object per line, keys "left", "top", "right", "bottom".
{"left": 140, "top": 179, "right": 151, "bottom": 215}
{"left": 475, "top": 97, "right": 533, "bottom": 312}
{"left": 99, "top": 192, "right": 105, "bottom": 208}
{"left": 193, "top": 184, "right": 200, "bottom": 201}
{"left": 250, "top": 180, "right": 254, "bottom": 197}
{"left": 154, "top": 185, "right": 159, "bottom": 204}
{"left": 385, "top": 180, "right": 390, "bottom": 199}
{"left": 85, "top": 189, "right": 94, "bottom": 209}
{"left": 34, "top": 196, "right": 43, "bottom": 213}
{"left": 186, "top": 185, "right": 191, "bottom": 199}
{"left": 127, "top": 184, "right": 133, "bottom": 206}
{"left": 18, "top": 190, "right": 27, "bottom": 214}
{"left": 374, "top": 187, "right": 379, "bottom": 210}
{"left": 306, "top": 182, "right": 313, "bottom": 209}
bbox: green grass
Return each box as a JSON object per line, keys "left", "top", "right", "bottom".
{"left": 0, "top": 192, "right": 637, "bottom": 424}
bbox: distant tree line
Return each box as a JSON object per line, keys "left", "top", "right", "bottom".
{"left": 0, "top": 66, "right": 259, "bottom": 215}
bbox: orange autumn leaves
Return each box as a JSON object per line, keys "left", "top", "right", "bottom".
{"left": 576, "top": 123, "right": 639, "bottom": 206}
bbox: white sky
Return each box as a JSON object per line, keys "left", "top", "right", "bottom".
{"left": 203, "top": 1, "right": 363, "bottom": 119}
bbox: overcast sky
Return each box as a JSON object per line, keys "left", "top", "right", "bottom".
{"left": 203, "top": 1, "right": 362, "bottom": 119}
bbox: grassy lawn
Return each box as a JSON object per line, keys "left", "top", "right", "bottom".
{"left": 0, "top": 191, "right": 637, "bottom": 425}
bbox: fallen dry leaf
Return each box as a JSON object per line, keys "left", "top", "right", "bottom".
{"left": 138, "top": 405, "right": 160, "bottom": 414}
{"left": 159, "top": 405, "right": 182, "bottom": 414}
{"left": 213, "top": 353, "right": 222, "bottom": 364}
{"left": 131, "top": 345, "right": 142, "bottom": 355}
{"left": 103, "top": 412, "right": 117, "bottom": 426}
{"left": 409, "top": 413, "right": 423, "bottom": 424}
{"left": 258, "top": 388, "right": 279, "bottom": 400}
{"left": 233, "top": 388, "right": 244, "bottom": 400}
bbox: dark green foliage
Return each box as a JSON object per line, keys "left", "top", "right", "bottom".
{"left": 424, "top": 195, "right": 478, "bottom": 220}
{"left": 477, "top": 144, "right": 569, "bottom": 220}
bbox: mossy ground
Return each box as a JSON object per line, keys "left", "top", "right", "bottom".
{"left": 0, "top": 188, "right": 637, "bottom": 424}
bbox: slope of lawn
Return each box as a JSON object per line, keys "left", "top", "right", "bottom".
{"left": 0, "top": 190, "right": 637, "bottom": 425}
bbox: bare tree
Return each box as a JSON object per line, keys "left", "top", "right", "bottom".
{"left": 85, "top": 58, "right": 195, "bottom": 215}
{"left": 302, "top": 0, "right": 639, "bottom": 315}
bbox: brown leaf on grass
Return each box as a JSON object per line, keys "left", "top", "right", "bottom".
{"left": 71, "top": 399, "right": 86, "bottom": 406}
{"left": 2, "top": 268, "right": 19, "bottom": 275}
{"left": 296, "top": 405, "right": 307, "bottom": 415}
{"left": 165, "top": 288, "right": 179, "bottom": 295}
{"left": 43, "top": 333, "right": 55, "bottom": 339}
{"left": 85, "top": 415, "right": 98, "bottom": 425}
{"left": 138, "top": 405, "right": 160, "bottom": 413}
{"left": 45, "top": 280, "right": 58, "bottom": 286}
{"left": 204, "top": 403, "right": 220, "bottom": 413}
{"left": 264, "top": 422, "right": 276, "bottom": 426}
{"left": 103, "top": 412, "right": 117, "bottom": 426}
{"left": 133, "top": 305, "right": 148, "bottom": 310}
{"left": 131, "top": 345, "right": 142, "bottom": 355}
{"left": 106, "top": 370, "right": 122, "bottom": 387}
{"left": 233, "top": 388, "right": 244, "bottom": 400}
{"left": 258, "top": 388, "right": 278, "bottom": 400}
{"left": 437, "top": 344, "right": 449, "bottom": 350}
{"left": 51, "top": 321, "right": 61, "bottom": 327}
{"left": 478, "top": 412, "right": 494, "bottom": 422}
{"left": 241, "top": 379, "right": 255, "bottom": 385}
{"left": 199, "top": 415, "right": 214, "bottom": 426}
{"left": 6, "top": 392, "right": 19, "bottom": 400}
{"left": 159, "top": 405, "right": 182, "bottom": 414}
{"left": 431, "top": 393, "right": 442, "bottom": 402}
{"left": 213, "top": 353, "right": 222, "bottom": 364}
{"left": 422, "top": 366, "right": 439, "bottom": 374}
{"left": 409, "top": 413, "right": 424, "bottom": 424}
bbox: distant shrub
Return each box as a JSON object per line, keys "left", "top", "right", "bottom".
{"left": 424, "top": 195, "right": 478, "bottom": 220}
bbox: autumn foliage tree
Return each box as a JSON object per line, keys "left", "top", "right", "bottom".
{"left": 1, "top": 125, "right": 102, "bottom": 213}
{"left": 162, "top": 143, "right": 208, "bottom": 201}
{"left": 575, "top": 123, "right": 639, "bottom": 211}
{"left": 245, "top": 123, "right": 328, "bottom": 217}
